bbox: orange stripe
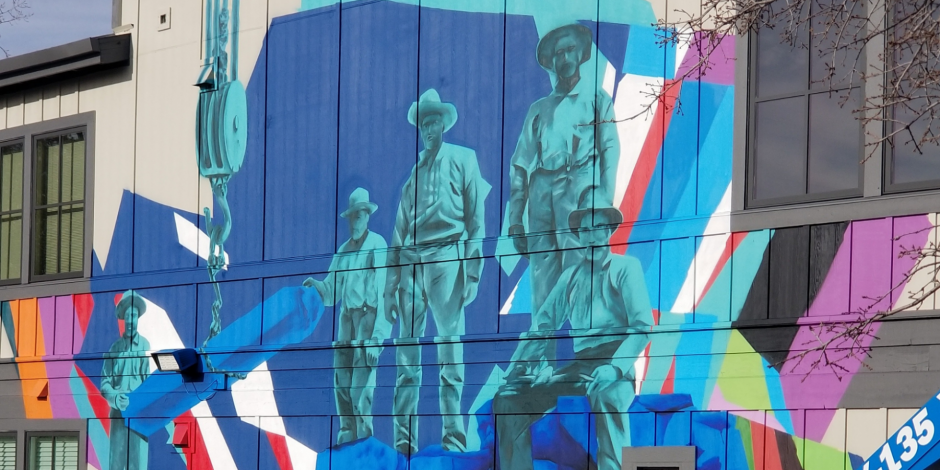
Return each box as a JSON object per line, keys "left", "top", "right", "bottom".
{"left": 17, "top": 298, "right": 37, "bottom": 358}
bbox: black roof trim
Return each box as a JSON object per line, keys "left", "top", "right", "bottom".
{"left": 0, "top": 34, "right": 131, "bottom": 94}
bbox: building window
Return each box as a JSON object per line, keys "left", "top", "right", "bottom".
{"left": 0, "top": 142, "right": 23, "bottom": 284}
{"left": 31, "top": 129, "right": 85, "bottom": 280}
{"left": 27, "top": 433, "right": 78, "bottom": 470}
{"left": 883, "top": 1, "right": 940, "bottom": 192}
{"left": 0, "top": 433, "right": 15, "bottom": 470}
{"left": 747, "top": 0, "right": 864, "bottom": 207}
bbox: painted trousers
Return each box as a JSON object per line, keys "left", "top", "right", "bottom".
{"left": 526, "top": 163, "right": 595, "bottom": 313}
{"left": 492, "top": 357, "right": 634, "bottom": 470}
{"left": 393, "top": 246, "right": 468, "bottom": 454}
{"left": 110, "top": 408, "right": 149, "bottom": 470}
{"left": 335, "top": 306, "right": 378, "bottom": 445}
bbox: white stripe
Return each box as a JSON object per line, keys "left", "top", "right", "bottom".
{"left": 668, "top": 185, "right": 732, "bottom": 314}
{"left": 612, "top": 74, "right": 664, "bottom": 209}
{"left": 174, "top": 213, "right": 229, "bottom": 269}
{"left": 192, "top": 401, "right": 239, "bottom": 470}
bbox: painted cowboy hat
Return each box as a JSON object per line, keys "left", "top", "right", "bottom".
{"left": 115, "top": 290, "right": 147, "bottom": 320}
{"left": 536, "top": 23, "right": 593, "bottom": 72}
{"left": 568, "top": 206, "right": 624, "bottom": 231}
{"left": 408, "top": 89, "right": 458, "bottom": 132}
{"left": 340, "top": 187, "right": 379, "bottom": 218}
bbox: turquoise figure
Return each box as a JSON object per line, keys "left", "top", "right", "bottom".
{"left": 304, "top": 188, "right": 388, "bottom": 445}
{"left": 494, "top": 206, "right": 653, "bottom": 470}
{"left": 100, "top": 290, "right": 151, "bottom": 470}
{"left": 508, "top": 23, "right": 620, "bottom": 314}
{"left": 384, "top": 89, "right": 491, "bottom": 455}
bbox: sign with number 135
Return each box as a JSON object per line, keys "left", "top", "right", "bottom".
{"left": 860, "top": 393, "right": 940, "bottom": 470}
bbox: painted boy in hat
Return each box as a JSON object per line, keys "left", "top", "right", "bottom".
{"left": 507, "top": 23, "right": 620, "bottom": 315}
{"left": 100, "top": 290, "right": 151, "bottom": 470}
{"left": 385, "top": 88, "right": 490, "bottom": 454}
{"left": 494, "top": 206, "right": 653, "bottom": 470}
{"left": 304, "top": 187, "right": 388, "bottom": 445}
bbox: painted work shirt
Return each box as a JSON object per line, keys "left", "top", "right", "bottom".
{"left": 319, "top": 231, "right": 388, "bottom": 312}
{"left": 525, "top": 254, "right": 654, "bottom": 376}
{"left": 509, "top": 78, "right": 619, "bottom": 226}
{"left": 390, "top": 142, "right": 490, "bottom": 263}
{"left": 100, "top": 335, "right": 151, "bottom": 410}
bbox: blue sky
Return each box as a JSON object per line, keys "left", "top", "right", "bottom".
{"left": 2, "top": 0, "right": 113, "bottom": 57}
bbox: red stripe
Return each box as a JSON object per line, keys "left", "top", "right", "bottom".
{"left": 611, "top": 80, "right": 682, "bottom": 254}
{"left": 76, "top": 367, "right": 111, "bottom": 436}
{"left": 660, "top": 357, "right": 676, "bottom": 394}
{"left": 694, "top": 233, "right": 746, "bottom": 308}
{"left": 174, "top": 412, "right": 214, "bottom": 470}
{"left": 267, "top": 431, "right": 294, "bottom": 470}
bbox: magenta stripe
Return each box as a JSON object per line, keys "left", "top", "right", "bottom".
{"left": 782, "top": 215, "right": 931, "bottom": 440}
{"left": 37, "top": 297, "right": 55, "bottom": 356}
{"left": 45, "top": 361, "right": 79, "bottom": 418}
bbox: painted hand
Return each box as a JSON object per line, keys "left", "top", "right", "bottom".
{"left": 366, "top": 347, "right": 381, "bottom": 367}
{"left": 510, "top": 224, "right": 527, "bottom": 254}
{"left": 533, "top": 365, "right": 555, "bottom": 386}
{"left": 586, "top": 364, "right": 621, "bottom": 396}
{"left": 117, "top": 394, "right": 129, "bottom": 411}
{"left": 464, "top": 277, "right": 480, "bottom": 305}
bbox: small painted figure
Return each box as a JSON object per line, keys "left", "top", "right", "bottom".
{"left": 100, "top": 290, "right": 151, "bottom": 470}
{"left": 494, "top": 206, "right": 653, "bottom": 470}
{"left": 384, "top": 89, "right": 491, "bottom": 455}
{"left": 508, "top": 23, "right": 620, "bottom": 314}
{"left": 304, "top": 187, "right": 388, "bottom": 445}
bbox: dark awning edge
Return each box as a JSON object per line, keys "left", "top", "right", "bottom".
{"left": 0, "top": 34, "right": 131, "bottom": 94}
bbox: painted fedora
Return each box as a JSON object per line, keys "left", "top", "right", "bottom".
{"left": 568, "top": 206, "right": 624, "bottom": 231}
{"left": 536, "top": 23, "right": 593, "bottom": 72}
{"left": 408, "top": 88, "right": 458, "bottom": 132}
{"left": 340, "top": 187, "right": 379, "bottom": 218}
{"left": 115, "top": 290, "right": 147, "bottom": 320}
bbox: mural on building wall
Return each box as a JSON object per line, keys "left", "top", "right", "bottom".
{"left": 3, "top": 1, "right": 940, "bottom": 470}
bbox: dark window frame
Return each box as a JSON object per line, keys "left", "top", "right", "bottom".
{"left": 745, "top": 16, "right": 867, "bottom": 209}
{"left": 0, "top": 139, "right": 25, "bottom": 287}
{"left": 25, "top": 431, "right": 80, "bottom": 470}
{"left": 0, "top": 112, "right": 95, "bottom": 289}
{"left": 0, "top": 419, "right": 86, "bottom": 470}
{"left": 29, "top": 127, "right": 87, "bottom": 282}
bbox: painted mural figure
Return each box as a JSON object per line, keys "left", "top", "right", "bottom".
{"left": 384, "top": 89, "right": 491, "bottom": 455}
{"left": 495, "top": 206, "right": 653, "bottom": 470}
{"left": 304, "top": 187, "right": 388, "bottom": 445}
{"left": 100, "top": 290, "right": 151, "bottom": 470}
{"left": 508, "top": 23, "right": 620, "bottom": 314}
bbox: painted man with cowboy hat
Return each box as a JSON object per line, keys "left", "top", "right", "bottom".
{"left": 494, "top": 205, "right": 654, "bottom": 470}
{"left": 304, "top": 187, "right": 388, "bottom": 445}
{"left": 100, "top": 290, "right": 151, "bottom": 470}
{"left": 384, "top": 88, "right": 490, "bottom": 454}
{"left": 507, "top": 22, "right": 621, "bottom": 315}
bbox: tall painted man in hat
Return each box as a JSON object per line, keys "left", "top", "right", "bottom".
{"left": 507, "top": 23, "right": 620, "bottom": 314}
{"left": 494, "top": 206, "right": 653, "bottom": 470}
{"left": 304, "top": 187, "right": 388, "bottom": 445}
{"left": 100, "top": 290, "right": 151, "bottom": 470}
{"left": 384, "top": 89, "right": 490, "bottom": 454}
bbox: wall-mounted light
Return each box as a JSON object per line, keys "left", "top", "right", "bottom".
{"left": 152, "top": 348, "right": 203, "bottom": 382}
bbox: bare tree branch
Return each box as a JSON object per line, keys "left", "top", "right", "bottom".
{"left": 0, "top": 1, "right": 31, "bottom": 58}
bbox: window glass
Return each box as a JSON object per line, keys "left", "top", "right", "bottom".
{"left": 0, "top": 142, "right": 23, "bottom": 282}
{"left": 29, "top": 434, "right": 78, "bottom": 470}
{"left": 0, "top": 434, "right": 14, "bottom": 470}
{"left": 808, "top": 89, "right": 861, "bottom": 193}
{"left": 756, "top": 2, "right": 808, "bottom": 97}
{"left": 33, "top": 131, "right": 85, "bottom": 278}
{"left": 754, "top": 97, "right": 807, "bottom": 200}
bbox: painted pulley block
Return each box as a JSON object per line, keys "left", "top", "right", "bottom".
{"left": 197, "top": 79, "right": 248, "bottom": 178}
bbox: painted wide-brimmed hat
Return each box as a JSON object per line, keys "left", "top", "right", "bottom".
{"left": 115, "top": 290, "right": 147, "bottom": 320}
{"left": 408, "top": 89, "right": 457, "bottom": 132}
{"left": 340, "top": 187, "right": 379, "bottom": 218}
{"left": 568, "top": 206, "right": 624, "bottom": 231}
{"left": 536, "top": 23, "right": 593, "bottom": 71}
